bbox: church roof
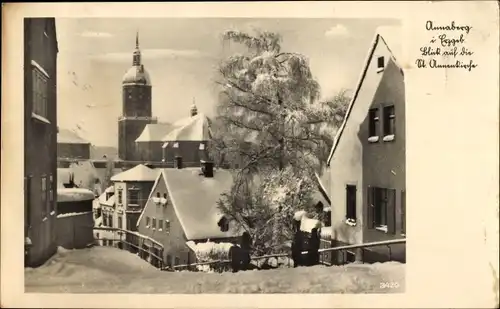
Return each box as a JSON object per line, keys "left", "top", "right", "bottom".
{"left": 122, "top": 32, "right": 151, "bottom": 86}
{"left": 135, "top": 113, "right": 213, "bottom": 143}
{"left": 135, "top": 123, "right": 174, "bottom": 142}
{"left": 161, "top": 113, "right": 212, "bottom": 142}
{"left": 110, "top": 164, "right": 159, "bottom": 182}
{"left": 122, "top": 65, "right": 151, "bottom": 86}
{"left": 57, "top": 128, "right": 90, "bottom": 144}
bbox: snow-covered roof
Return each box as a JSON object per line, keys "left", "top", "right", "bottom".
{"left": 161, "top": 113, "right": 212, "bottom": 142}
{"left": 101, "top": 194, "right": 116, "bottom": 207}
{"left": 140, "top": 168, "right": 238, "bottom": 240}
{"left": 327, "top": 25, "right": 403, "bottom": 166}
{"left": 104, "top": 186, "right": 114, "bottom": 193}
{"left": 57, "top": 188, "right": 95, "bottom": 203}
{"left": 57, "top": 168, "right": 72, "bottom": 188}
{"left": 57, "top": 211, "right": 93, "bottom": 219}
{"left": 186, "top": 240, "right": 234, "bottom": 258}
{"left": 57, "top": 128, "right": 90, "bottom": 144}
{"left": 300, "top": 217, "right": 322, "bottom": 233}
{"left": 320, "top": 227, "right": 332, "bottom": 239}
{"left": 110, "top": 164, "right": 159, "bottom": 182}
{"left": 135, "top": 123, "right": 174, "bottom": 143}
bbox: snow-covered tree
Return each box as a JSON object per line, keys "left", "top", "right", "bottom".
{"left": 211, "top": 29, "right": 349, "bottom": 255}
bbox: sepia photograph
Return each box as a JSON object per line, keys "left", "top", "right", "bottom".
{"left": 23, "top": 17, "right": 406, "bottom": 293}
{"left": 2, "top": 1, "right": 498, "bottom": 308}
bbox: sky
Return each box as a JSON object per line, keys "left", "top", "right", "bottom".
{"left": 55, "top": 18, "right": 399, "bottom": 146}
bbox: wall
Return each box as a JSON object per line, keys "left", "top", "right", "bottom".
{"left": 56, "top": 211, "right": 94, "bottom": 249}
{"left": 360, "top": 57, "right": 406, "bottom": 259}
{"left": 114, "top": 181, "right": 155, "bottom": 231}
{"left": 57, "top": 143, "right": 90, "bottom": 159}
{"left": 118, "top": 117, "right": 156, "bottom": 161}
{"left": 122, "top": 84, "right": 152, "bottom": 117}
{"left": 329, "top": 36, "right": 393, "bottom": 247}
{"left": 24, "top": 18, "right": 58, "bottom": 267}
{"left": 137, "top": 174, "right": 192, "bottom": 266}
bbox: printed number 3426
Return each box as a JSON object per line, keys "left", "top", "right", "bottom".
{"left": 380, "top": 282, "right": 400, "bottom": 289}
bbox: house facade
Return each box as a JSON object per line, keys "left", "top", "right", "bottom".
{"left": 110, "top": 164, "right": 158, "bottom": 231}
{"left": 57, "top": 128, "right": 91, "bottom": 159}
{"left": 24, "top": 18, "right": 59, "bottom": 267}
{"left": 136, "top": 163, "right": 238, "bottom": 268}
{"left": 326, "top": 26, "right": 406, "bottom": 263}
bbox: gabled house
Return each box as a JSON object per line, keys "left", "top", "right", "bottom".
{"left": 326, "top": 26, "right": 406, "bottom": 263}
{"left": 136, "top": 162, "right": 239, "bottom": 268}
{"left": 110, "top": 164, "right": 159, "bottom": 231}
{"left": 57, "top": 128, "right": 91, "bottom": 159}
{"left": 24, "top": 18, "right": 59, "bottom": 267}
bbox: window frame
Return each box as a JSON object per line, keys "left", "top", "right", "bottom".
{"left": 374, "top": 188, "right": 388, "bottom": 229}
{"left": 117, "top": 189, "right": 123, "bottom": 205}
{"left": 128, "top": 188, "right": 140, "bottom": 206}
{"left": 31, "top": 66, "right": 49, "bottom": 120}
{"left": 152, "top": 217, "right": 156, "bottom": 230}
{"left": 377, "top": 56, "right": 385, "bottom": 72}
{"left": 383, "top": 105, "right": 396, "bottom": 138}
{"left": 345, "top": 184, "right": 357, "bottom": 221}
{"left": 165, "top": 220, "right": 170, "bottom": 233}
{"left": 368, "top": 108, "right": 379, "bottom": 141}
{"left": 41, "top": 175, "right": 47, "bottom": 219}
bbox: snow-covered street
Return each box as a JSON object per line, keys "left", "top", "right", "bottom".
{"left": 25, "top": 246, "right": 405, "bottom": 293}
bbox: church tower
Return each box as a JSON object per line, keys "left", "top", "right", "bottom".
{"left": 118, "top": 32, "right": 157, "bottom": 161}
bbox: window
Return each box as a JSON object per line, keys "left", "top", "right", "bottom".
{"left": 41, "top": 176, "right": 47, "bottom": 218}
{"left": 158, "top": 220, "right": 163, "bottom": 231}
{"left": 129, "top": 189, "right": 139, "bottom": 205}
{"left": 383, "top": 105, "right": 396, "bottom": 138}
{"left": 367, "top": 187, "right": 396, "bottom": 234}
{"left": 152, "top": 218, "right": 156, "bottom": 230}
{"left": 146, "top": 216, "right": 150, "bottom": 228}
{"left": 368, "top": 108, "right": 379, "bottom": 140}
{"left": 345, "top": 185, "right": 357, "bottom": 221}
{"left": 118, "top": 215, "right": 123, "bottom": 229}
{"left": 165, "top": 220, "right": 170, "bottom": 233}
{"left": 117, "top": 190, "right": 123, "bottom": 204}
{"left": 401, "top": 190, "right": 406, "bottom": 235}
{"left": 156, "top": 192, "right": 160, "bottom": 198}
{"left": 175, "top": 257, "right": 180, "bottom": 266}
{"left": 109, "top": 214, "right": 113, "bottom": 228}
{"left": 377, "top": 56, "right": 385, "bottom": 70}
{"left": 49, "top": 174, "right": 54, "bottom": 212}
{"left": 32, "top": 67, "right": 49, "bottom": 118}
{"left": 163, "top": 193, "right": 167, "bottom": 199}
{"left": 25, "top": 176, "right": 32, "bottom": 230}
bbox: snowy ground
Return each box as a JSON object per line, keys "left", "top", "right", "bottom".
{"left": 25, "top": 246, "right": 405, "bottom": 293}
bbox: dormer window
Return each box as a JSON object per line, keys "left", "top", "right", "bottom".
{"left": 377, "top": 56, "right": 385, "bottom": 73}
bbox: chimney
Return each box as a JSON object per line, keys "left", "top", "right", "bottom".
{"left": 175, "top": 156, "right": 183, "bottom": 169}
{"left": 200, "top": 160, "right": 214, "bottom": 178}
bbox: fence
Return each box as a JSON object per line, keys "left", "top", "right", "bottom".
{"left": 170, "top": 238, "right": 406, "bottom": 272}
{"left": 93, "top": 227, "right": 165, "bottom": 268}
{"left": 92, "top": 226, "right": 405, "bottom": 272}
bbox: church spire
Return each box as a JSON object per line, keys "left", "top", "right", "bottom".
{"left": 132, "top": 31, "right": 141, "bottom": 66}
{"left": 190, "top": 97, "right": 198, "bottom": 117}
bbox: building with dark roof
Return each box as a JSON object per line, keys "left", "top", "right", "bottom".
{"left": 24, "top": 17, "right": 59, "bottom": 267}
